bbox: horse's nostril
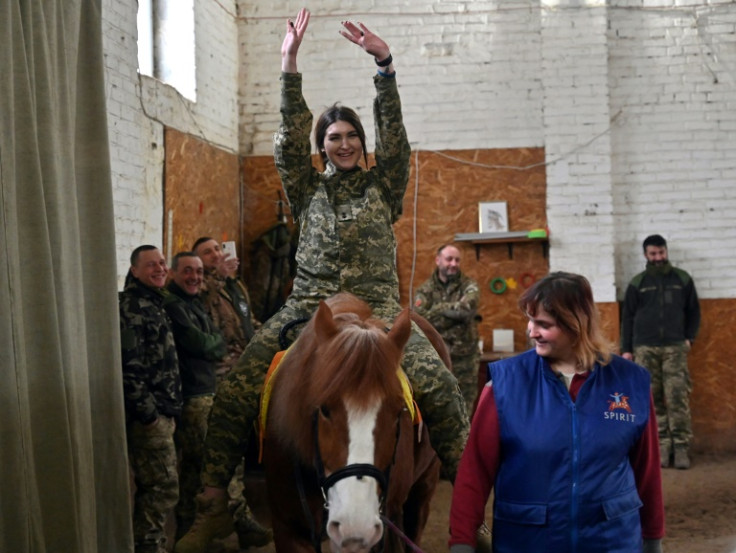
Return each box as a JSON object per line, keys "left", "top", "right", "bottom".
{"left": 327, "top": 520, "right": 341, "bottom": 538}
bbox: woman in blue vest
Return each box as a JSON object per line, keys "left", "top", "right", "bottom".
{"left": 449, "top": 272, "right": 665, "bottom": 553}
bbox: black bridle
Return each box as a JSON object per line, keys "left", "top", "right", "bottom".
{"left": 294, "top": 407, "right": 404, "bottom": 553}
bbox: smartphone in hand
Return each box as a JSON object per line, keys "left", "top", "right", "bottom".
{"left": 222, "top": 240, "right": 237, "bottom": 260}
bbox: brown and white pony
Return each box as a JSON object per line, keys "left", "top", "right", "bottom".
{"left": 261, "top": 293, "right": 444, "bottom": 553}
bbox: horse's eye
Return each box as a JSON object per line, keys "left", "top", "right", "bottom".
{"left": 319, "top": 405, "right": 331, "bottom": 419}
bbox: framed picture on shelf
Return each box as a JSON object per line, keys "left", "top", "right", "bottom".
{"left": 478, "top": 201, "right": 508, "bottom": 233}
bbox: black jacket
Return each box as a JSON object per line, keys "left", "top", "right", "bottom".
{"left": 164, "top": 281, "right": 226, "bottom": 398}
{"left": 621, "top": 262, "right": 700, "bottom": 353}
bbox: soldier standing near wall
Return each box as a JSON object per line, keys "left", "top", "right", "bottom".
{"left": 163, "top": 252, "right": 227, "bottom": 538}
{"left": 621, "top": 234, "right": 701, "bottom": 469}
{"left": 414, "top": 244, "right": 480, "bottom": 411}
{"left": 119, "top": 245, "right": 181, "bottom": 553}
{"left": 190, "top": 238, "right": 272, "bottom": 547}
{"left": 192, "top": 237, "right": 260, "bottom": 381}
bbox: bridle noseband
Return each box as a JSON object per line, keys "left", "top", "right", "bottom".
{"left": 313, "top": 409, "right": 397, "bottom": 510}
{"left": 295, "top": 407, "right": 404, "bottom": 553}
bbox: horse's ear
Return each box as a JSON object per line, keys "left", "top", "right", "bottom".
{"left": 314, "top": 299, "right": 339, "bottom": 341}
{"left": 388, "top": 308, "right": 412, "bottom": 352}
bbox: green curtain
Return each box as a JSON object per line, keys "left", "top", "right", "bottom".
{"left": 0, "top": 1, "right": 132, "bottom": 552}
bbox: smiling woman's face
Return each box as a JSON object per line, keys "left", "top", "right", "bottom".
{"left": 526, "top": 306, "right": 575, "bottom": 364}
{"left": 322, "top": 120, "right": 362, "bottom": 171}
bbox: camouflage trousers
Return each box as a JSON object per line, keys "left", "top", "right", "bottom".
{"left": 127, "top": 416, "right": 178, "bottom": 553}
{"left": 201, "top": 300, "right": 470, "bottom": 487}
{"left": 451, "top": 350, "right": 480, "bottom": 414}
{"left": 174, "top": 395, "right": 214, "bottom": 534}
{"left": 634, "top": 343, "right": 693, "bottom": 449}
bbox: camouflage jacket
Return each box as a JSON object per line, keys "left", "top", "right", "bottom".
{"left": 164, "top": 281, "right": 226, "bottom": 398}
{"left": 199, "top": 270, "right": 259, "bottom": 377}
{"left": 414, "top": 269, "right": 480, "bottom": 357}
{"left": 119, "top": 278, "right": 181, "bottom": 424}
{"left": 273, "top": 71, "right": 410, "bottom": 320}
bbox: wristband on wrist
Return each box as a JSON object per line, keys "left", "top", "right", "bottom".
{"left": 375, "top": 53, "right": 392, "bottom": 67}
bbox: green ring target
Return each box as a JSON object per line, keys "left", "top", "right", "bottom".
{"left": 489, "top": 277, "right": 507, "bottom": 294}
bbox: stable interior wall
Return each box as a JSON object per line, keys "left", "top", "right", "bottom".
{"left": 237, "top": 146, "right": 628, "bottom": 353}
{"left": 238, "top": 147, "right": 552, "bottom": 352}
{"left": 164, "top": 138, "right": 735, "bottom": 453}
{"left": 163, "top": 129, "right": 241, "bottom": 257}
{"left": 150, "top": 2, "right": 736, "bottom": 461}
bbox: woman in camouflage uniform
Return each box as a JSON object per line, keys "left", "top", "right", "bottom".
{"left": 175, "top": 9, "right": 469, "bottom": 553}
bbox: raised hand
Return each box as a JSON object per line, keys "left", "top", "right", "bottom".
{"left": 339, "top": 20, "right": 390, "bottom": 62}
{"left": 217, "top": 253, "right": 239, "bottom": 278}
{"left": 281, "top": 8, "right": 310, "bottom": 72}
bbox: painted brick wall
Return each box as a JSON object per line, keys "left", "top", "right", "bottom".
{"left": 608, "top": 2, "right": 736, "bottom": 299}
{"left": 103, "top": 0, "right": 164, "bottom": 287}
{"left": 540, "top": 3, "right": 617, "bottom": 301}
{"left": 103, "top": 0, "right": 239, "bottom": 288}
{"left": 237, "top": 1, "right": 544, "bottom": 156}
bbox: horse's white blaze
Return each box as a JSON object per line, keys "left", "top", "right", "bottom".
{"left": 326, "top": 398, "right": 383, "bottom": 553}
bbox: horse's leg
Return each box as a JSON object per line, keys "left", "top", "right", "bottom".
{"left": 403, "top": 426, "right": 441, "bottom": 545}
{"left": 264, "top": 442, "right": 325, "bottom": 553}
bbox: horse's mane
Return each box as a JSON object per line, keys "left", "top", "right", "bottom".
{"left": 268, "top": 294, "right": 406, "bottom": 458}
{"left": 308, "top": 314, "right": 404, "bottom": 409}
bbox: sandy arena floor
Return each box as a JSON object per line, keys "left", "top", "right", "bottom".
{"left": 202, "top": 451, "right": 736, "bottom": 553}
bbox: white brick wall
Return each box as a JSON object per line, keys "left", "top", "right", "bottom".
{"left": 103, "top": 0, "right": 165, "bottom": 287}
{"left": 104, "top": 0, "right": 736, "bottom": 298}
{"left": 237, "top": 1, "right": 544, "bottom": 154}
{"left": 541, "top": 3, "right": 617, "bottom": 301}
{"left": 103, "top": 0, "right": 239, "bottom": 288}
{"left": 609, "top": 1, "right": 736, "bottom": 299}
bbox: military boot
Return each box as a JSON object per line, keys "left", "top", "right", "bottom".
{"left": 234, "top": 503, "right": 273, "bottom": 548}
{"left": 674, "top": 446, "right": 690, "bottom": 470}
{"left": 174, "top": 492, "right": 234, "bottom": 553}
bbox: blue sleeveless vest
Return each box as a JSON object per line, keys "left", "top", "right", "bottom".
{"left": 489, "top": 350, "right": 651, "bottom": 553}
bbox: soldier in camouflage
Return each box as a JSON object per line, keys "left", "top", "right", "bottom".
{"left": 163, "top": 253, "right": 224, "bottom": 538}
{"left": 414, "top": 244, "right": 481, "bottom": 411}
{"left": 186, "top": 241, "right": 273, "bottom": 547}
{"left": 192, "top": 237, "right": 259, "bottom": 381}
{"left": 119, "top": 245, "right": 181, "bottom": 553}
{"left": 175, "top": 10, "right": 470, "bottom": 553}
{"left": 621, "top": 234, "right": 701, "bottom": 470}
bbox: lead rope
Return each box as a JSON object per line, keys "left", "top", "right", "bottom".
{"left": 380, "top": 515, "right": 427, "bottom": 553}
{"left": 293, "top": 457, "right": 323, "bottom": 553}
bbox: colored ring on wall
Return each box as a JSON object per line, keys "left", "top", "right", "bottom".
{"left": 489, "top": 277, "right": 507, "bottom": 294}
{"left": 520, "top": 272, "right": 536, "bottom": 288}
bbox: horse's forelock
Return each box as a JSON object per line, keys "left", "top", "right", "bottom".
{"left": 309, "top": 320, "right": 404, "bottom": 410}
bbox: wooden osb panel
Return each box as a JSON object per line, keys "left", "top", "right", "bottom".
{"left": 395, "top": 148, "right": 548, "bottom": 353}
{"left": 598, "top": 302, "right": 620, "bottom": 348}
{"left": 163, "top": 128, "right": 240, "bottom": 258}
{"left": 688, "top": 298, "right": 736, "bottom": 453}
{"left": 241, "top": 155, "right": 295, "bottom": 268}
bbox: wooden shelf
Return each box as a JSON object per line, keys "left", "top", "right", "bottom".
{"left": 455, "top": 232, "right": 549, "bottom": 260}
